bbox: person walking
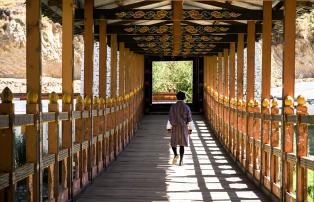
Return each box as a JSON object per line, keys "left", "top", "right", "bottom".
{"left": 166, "top": 91, "right": 194, "bottom": 166}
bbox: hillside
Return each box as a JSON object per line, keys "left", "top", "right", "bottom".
{"left": 0, "top": 2, "right": 314, "bottom": 95}
{"left": 0, "top": 2, "right": 83, "bottom": 79}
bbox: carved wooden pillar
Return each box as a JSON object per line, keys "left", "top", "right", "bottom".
{"left": 296, "top": 95, "right": 308, "bottom": 201}
{"left": 260, "top": 0, "right": 272, "bottom": 188}
{"left": 217, "top": 52, "right": 223, "bottom": 137}
{"left": 25, "top": 0, "right": 42, "bottom": 201}
{"left": 73, "top": 96, "right": 84, "bottom": 195}
{"left": 98, "top": 19, "right": 107, "bottom": 169}
{"left": 110, "top": 34, "right": 118, "bottom": 159}
{"left": 0, "top": 88, "right": 15, "bottom": 202}
{"left": 229, "top": 43, "right": 235, "bottom": 153}
{"left": 223, "top": 48, "right": 229, "bottom": 146}
{"left": 119, "top": 42, "right": 125, "bottom": 151}
{"left": 246, "top": 21, "right": 255, "bottom": 171}
{"left": 282, "top": 0, "right": 296, "bottom": 200}
{"left": 62, "top": 0, "right": 74, "bottom": 198}
{"left": 270, "top": 99, "right": 280, "bottom": 195}
{"left": 237, "top": 33, "right": 244, "bottom": 161}
{"left": 48, "top": 93, "right": 59, "bottom": 201}
{"left": 83, "top": 0, "right": 94, "bottom": 184}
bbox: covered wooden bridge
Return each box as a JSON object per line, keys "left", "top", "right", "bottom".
{"left": 0, "top": 0, "right": 313, "bottom": 201}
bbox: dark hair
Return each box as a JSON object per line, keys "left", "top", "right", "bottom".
{"left": 176, "top": 91, "right": 186, "bottom": 100}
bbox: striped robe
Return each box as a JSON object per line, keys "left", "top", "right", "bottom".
{"left": 168, "top": 101, "right": 193, "bottom": 147}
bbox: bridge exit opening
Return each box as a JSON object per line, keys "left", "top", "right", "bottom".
{"left": 152, "top": 61, "right": 193, "bottom": 104}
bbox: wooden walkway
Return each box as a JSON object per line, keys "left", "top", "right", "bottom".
{"left": 76, "top": 115, "right": 269, "bottom": 202}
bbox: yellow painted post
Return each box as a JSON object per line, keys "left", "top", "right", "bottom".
{"left": 296, "top": 96, "right": 308, "bottom": 201}
{"left": 261, "top": 0, "right": 272, "bottom": 189}
{"left": 0, "top": 88, "right": 15, "bottom": 202}
{"left": 282, "top": 0, "right": 296, "bottom": 200}
{"left": 48, "top": 93, "right": 59, "bottom": 201}
{"left": 73, "top": 95, "right": 84, "bottom": 195}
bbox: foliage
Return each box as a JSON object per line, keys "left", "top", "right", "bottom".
{"left": 152, "top": 61, "right": 193, "bottom": 103}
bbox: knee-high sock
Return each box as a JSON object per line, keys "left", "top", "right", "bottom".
{"left": 172, "top": 147, "right": 177, "bottom": 156}
{"left": 179, "top": 146, "right": 184, "bottom": 161}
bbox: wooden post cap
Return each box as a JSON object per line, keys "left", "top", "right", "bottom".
{"left": 62, "top": 94, "right": 72, "bottom": 104}
{"left": 253, "top": 99, "right": 259, "bottom": 107}
{"left": 27, "top": 91, "right": 38, "bottom": 104}
{"left": 0, "top": 87, "right": 13, "bottom": 103}
{"left": 284, "top": 96, "right": 294, "bottom": 107}
{"left": 248, "top": 99, "right": 254, "bottom": 107}
{"left": 296, "top": 95, "right": 307, "bottom": 106}
{"left": 84, "top": 96, "right": 92, "bottom": 105}
{"left": 49, "top": 92, "right": 59, "bottom": 104}
{"left": 262, "top": 98, "right": 270, "bottom": 108}
{"left": 76, "top": 95, "right": 84, "bottom": 104}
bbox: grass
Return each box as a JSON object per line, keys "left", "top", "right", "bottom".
{"left": 308, "top": 169, "right": 314, "bottom": 201}
{"left": 293, "top": 167, "right": 314, "bottom": 201}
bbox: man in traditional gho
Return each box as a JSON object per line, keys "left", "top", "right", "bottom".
{"left": 166, "top": 91, "right": 194, "bottom": 166}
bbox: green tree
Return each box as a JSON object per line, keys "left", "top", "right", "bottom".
{"left": 152, "top": 61, "right": 193, "bottom": 103}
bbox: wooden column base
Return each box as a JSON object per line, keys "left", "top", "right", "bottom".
{"left": 81, "top": 172, "right": 89, "bottom": 187}
{"left": 264, "top": 176, "right": 271, "bottom": 190}
{"left": 72, "top": 178, "right": 81, "bottom": 196}
{"left": 58, "top": 188, "right": 68, "bottom": 202}
{"left": 92, "top": 165, "right": 98, "bottom": 178}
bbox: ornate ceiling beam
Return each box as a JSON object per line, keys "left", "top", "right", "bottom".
{"left": 118, "top": 34, "right": 251, "bottom": 43}
{"left": 75, "top": 9, "right": 283, "bottom": 21}
{"left": 102, "top": 24, "right": 262, "bottom": 34}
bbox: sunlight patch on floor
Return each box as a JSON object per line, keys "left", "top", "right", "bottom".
{"left": 164, "top": 118, "right": 265, "bottom": 202}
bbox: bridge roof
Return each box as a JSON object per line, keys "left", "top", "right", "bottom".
{"left": 43, "top": 0, "right": 311, "bottom": 57}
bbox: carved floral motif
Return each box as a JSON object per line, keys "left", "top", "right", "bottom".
{"left": 184, "top": 10, "right": 242, "bottom": 20}
{"left": 115, "top": 10, "right": 169, "bottom": 20}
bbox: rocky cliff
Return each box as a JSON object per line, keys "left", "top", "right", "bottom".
{"left": 0, "top": 1, "right": 83, "bottom": 80}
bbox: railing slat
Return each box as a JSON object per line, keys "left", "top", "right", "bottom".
{"left": 13, "top": 114, "right": 34, "bottom": 126}
{"left": 58, "top": 112, "right": 69, "bottom": 120}
{"left": 42, "top": 154, "right": 55, "bottom": 169}
{"left": 42, "top": 112, "right": 56, "bottom": 122}
{"left": 300, "top": 115, "right": 314, "bottom": 124}
{"left": 0, "top": 173, "right": 9, "bottom": 190}
{"left": 58, "top": 148, "right": 69, "bottom": 161}
{"left": 300, "top": 156, "right": 314, "bottom": 170}
{"left": 13, "top": 163, "right": 34, "bottom": 184}
{"left": 0, "top": 115, "right": 9, "bottom": 128}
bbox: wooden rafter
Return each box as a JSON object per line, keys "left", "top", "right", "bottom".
{"left": 172, "top": 0, "right": 183, "bottom": 56}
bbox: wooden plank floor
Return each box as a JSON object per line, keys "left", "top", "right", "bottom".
{"left": 76, "top": 115, "right": 269, "bottom": 202}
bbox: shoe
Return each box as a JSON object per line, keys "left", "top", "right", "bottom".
{"left": 179, "top": 160, "right": 183, "bottom": 166}
{"left": 172, "top": 155, "right": 179, "bottom": 165}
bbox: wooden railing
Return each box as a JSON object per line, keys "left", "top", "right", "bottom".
{"left": 152, "top": 93, "right": 177, "bottom": 102}
{"left": 204, "top": 87, "right": 314, "bottom": 202}
{"left": 0, "top": 86, "right": 144, "bottom": 202}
